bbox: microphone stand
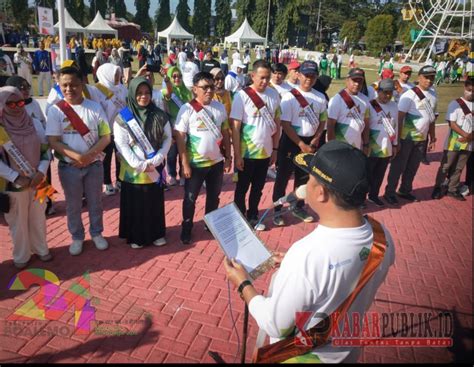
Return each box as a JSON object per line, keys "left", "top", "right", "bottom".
{"left": 208, "top": 204, "right": 297, "bottom": 364}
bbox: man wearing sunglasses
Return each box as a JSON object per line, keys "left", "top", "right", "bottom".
{"left": 174, "top": 72, "right": 232, "bottom": 244}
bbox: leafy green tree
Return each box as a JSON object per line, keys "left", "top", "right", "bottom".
{"left": 155, "top": 0, "right": 171, "bottom": 31}
{"left": 134, "top": 0, "right": 153, "bottom": 33}
{"left": 252, "top": 0, "right": 269, "bottom": 37}
{"left": 176, "top": 0, "right": 191, "bottom": 32}
{"left": 234, "top": 0, "right": 256, "bottom": 31}
{"left": 339, "top": 20, "right": 363, "bottom": 46}
{"left": 215, "top": 0, "right": 232, "bottom": 39}
{"left": 365, "top": 14, "right": 395, "bottom": 53}
{"left": 192, "top": 0, "right": 211, "bottom": 39}
{"left": 65, "top": 0, "right": 86, "bottom": 25}
{"left": 111, "top": 0, "right": 128, "bottom": 19}
{"left": 7, "top": 0, "right": 30, "bottom": 29}
{"left": 89, "top": 0, "right": 108, "bottom": 19}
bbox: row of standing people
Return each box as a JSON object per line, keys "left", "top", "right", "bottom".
{"left": 0, "top": 57, "right": 471, "bottom": 268}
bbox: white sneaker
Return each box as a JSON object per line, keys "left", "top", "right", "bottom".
{"left": 266, "top": 168, "right": 277, "bottom": 179}
{"left": 459, "top": 185, "right": 469, "bottom": 197}
{"left": 92, "top": 235, "right": 109, "bottom": 251}
{"left": 69, "top": 240, "right": 84, "bottom": 256}
{"left": 153, "top": 237, "right": 167, "bottom": 247}
{"left": 249, "top": 219, "right": 266, "bottom": 231}
{"left": 105, "top": 184, "right": 116, "bottom": 196}
{"left": 130, "top": 243, "right": 143, "bottom": 249}
{"left": 179, "top": 177, "right": 185, "bottom": 186}
{"left": 168, "top": 176, "right": 177, "bottom": 186}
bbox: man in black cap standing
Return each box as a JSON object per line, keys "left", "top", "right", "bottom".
{"left": 327, "top": 68, "right": 370, "bottom": 155}
{"left": 224, "top": 140, "right": 395, "bottom": 363}
{"left": 366, "top": 79, "right": 399, "bottom": 207}
{"left": 384, "top": 65, "right": 438, "bottom": 204}
{"left": 272, "top": 60, "right": 327, "bottom": 226}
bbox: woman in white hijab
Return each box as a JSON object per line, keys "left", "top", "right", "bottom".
{"left": 224, "top": 60, "right": 246, "bottom": 96}
{"left": 96, "top": 63, "right": 127, "bottom": 195}
{"left": 0, "top": 86, "right": 52, "bottom": 268}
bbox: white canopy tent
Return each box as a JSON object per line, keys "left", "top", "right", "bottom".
{"left": 85, "top": 11, "right": 118, "bottom": 37}
{"left": 54, "top": 7, "right": 86, "bottom": 34}
{"left": 225, "top": 18, "right": 265, "bottom": 50}
{"left": 157, "top": 16, "right": 193, "bottom": 52}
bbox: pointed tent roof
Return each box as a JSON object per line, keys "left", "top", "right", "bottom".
{"left": 157, "top": 16, "right": 194, "bottom": 39}
{"left": 225, "top": 18, "right": 265, "bottom": 46}
{"left": 53, "top": 8, "right": 86, "bottom": 33}
{"left": 85, "top": 11, "right": 118, "bottom": 36}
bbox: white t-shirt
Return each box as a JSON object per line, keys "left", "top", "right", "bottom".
{"left": 225, "top": 73, "right": 245, "bottom": 93}
{"left": 230, "top": 87, "right": 280, "bottom": 159}
{"left": 181, "top": 61, "right": 200, "bottom": 89}
{"left": 328, "top": 91, "right": 370, "bottom": 149}
{"left": 398, "top": 87, "right": 437, "bottom": 142}
{"left": 444, "top": 98, "right": 472, "bottom": 152}
{"left": 45, "top": 84, "right": 106, "bottom": 116}
{"left": 178, "top": 51, "right": 187, "bottom": 66}
{"left": 174, "top": 100, "right": 228, "bottom": 168}
{"left": 232, "top": 52, "right": 241, "bottom": 62}
{"left": 281, "top": 87, "right": 327, "bottom": 137}
{"left": 96, "top": 84, "right": 127, "bottom": 129}
{"left": 249, "top": 218, "right": 395, "bottom": 363}
{"left": 46, "top": 99, "right": 110, "bottom": 162}
{"left": 25, "top": 99, "right": 46, "bottom": 128}
{"left": 393, "top": 80, "right": 414, "bottom": 103}
{"left": 367, "top": 85, "right": 377, "bottom": 101}
{"left": 368, "top": 100, "right": 398, "bottom": 158}
{"left": 270, "top": 81, "right": 292, "bottom": 98}
{"left": 287, "top": 80, "right": 299, "bottom": 89}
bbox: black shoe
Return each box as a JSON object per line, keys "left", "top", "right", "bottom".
{"left": 360, "top": 201, "right": 367, "bottom": 209}
{"left": 446, "top": 191, "right": 466, "bottom": 201}
{"left": 368, "top": 196, "right": 385, "bottom": 207}
{"left": 421, "top": 157, "right": 430, "bottom": 165}
{"left": 431, "top": 187, "right": 442, "bottom": 200}
{"left": 396, "top": 191, "right": 419, "bottom": 202}
{"left": 180, "top": 230, "right": 192, "bottom": 245}
{"left": 383, "top": 194, "right": 399, "bottom": 206}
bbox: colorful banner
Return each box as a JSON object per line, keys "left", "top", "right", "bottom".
{"left": 38, "top": 6, "right": 54, "bottom": 36}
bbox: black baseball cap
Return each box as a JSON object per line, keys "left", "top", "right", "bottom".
{"left": 418, "top": 65, "right": 436, "bottom": 76}
{"left": 300, "top": 60, "right": 319, "bottom": 75}
{"left": 294, "top": 140, "right": 369, "bottom": 201}
{"left": 347, "top": 68, "right": 365, "bottom": 80}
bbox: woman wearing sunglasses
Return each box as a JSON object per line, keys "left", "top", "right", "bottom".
{"left": 161, "top": 66, "right": 192, "bottom": 186}
{"left": 0, "top": 86, "right": 53, "bottom": 269}
{"left": 5, "top": 76, "right": 55, "bottom": 215}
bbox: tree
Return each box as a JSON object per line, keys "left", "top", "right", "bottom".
{"left": 65, "top": 0, "right": 86, "bottom": 25}
{"left": 89, "top": 0, "right": 108, "bottom": 20}
{"left": 7, "top": 0, "right": 30, "bottom": 29}
{"left": 252, "top": 0, "right": 269, "bottom": 37}
{"left": 234, "top": 0, "right": 256, "bottom": 31}
{"left": 215, "top": 0, "right": 232, "bottom": 40}
{"left": 365, "top": 14, "right": 395, "bottom": 53}
{"left": 339, "top": 20, "right": 363, "bottom": 46}
{"left": 192, "top": 0, "right": 211, "bottom": 40}
{"left": 176, "top": 0, "right": 191, "bottom": 32}
{"left": 155, "top": 0, "right": 171, "bottom": 32}
{"left": 134, "top": 0, "right": 153, "bottom": 33}
{"left": 111, "top": 0, "right": 128, "bottom": 19}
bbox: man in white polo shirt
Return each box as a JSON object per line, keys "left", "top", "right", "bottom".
{"left": 272, "top": 60, "right": 327, "bottom": 226}
{"left": 231, "top": 60, "right": 281, "bottom": 230}
{"left": 174, "top": 72, "right": 232, "bottom": 244}
{"left": 46, "top": 65, "right": 111, "bottom": 256}
{"left": 327, "top": 68, "right": 370, "bottom": 154}
{"left": 384, "top": 65, "right": 437, "bottom": 204}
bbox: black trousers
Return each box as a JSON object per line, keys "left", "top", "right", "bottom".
{"left": 182, "top": 161, "right": 224, "bottom": 232}
{"left": 367, "top": 157, "right": 390, "bottom": 198}
{"left": 234, "top": 158, "right": 270, "bottom": 220}
{"left": 272, "top": 134, "right": 313, "bottom": 212}
{"left": 465, "top": 153, "right": 473, "bottom": 188}
{"left": 103, "top": 138, "right": 120, "bottom": 185}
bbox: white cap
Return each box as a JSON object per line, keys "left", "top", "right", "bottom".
{"left": 232, "top": 60, "right": 246, "bottom": 69}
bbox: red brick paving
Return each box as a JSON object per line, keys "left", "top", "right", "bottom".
{"left": 0, "top": 125, "right": 472, "bottom": 363}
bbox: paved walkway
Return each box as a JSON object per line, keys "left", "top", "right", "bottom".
{"left": 0, "top": 126, "right": 472, "bottom": 363}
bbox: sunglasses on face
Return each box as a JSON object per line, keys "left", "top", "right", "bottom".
{"left": 196, "top": 84, "right": 215, "bottom": 91}
{"left": 6, "top": 100, "right": 26, "bottom": 109}
{"left": 172, "top": 74, "right": 182, "bottom": 79}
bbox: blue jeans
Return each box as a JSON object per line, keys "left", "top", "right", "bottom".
{"left": 58, "top": 161, "right": 104, "bottom": 241}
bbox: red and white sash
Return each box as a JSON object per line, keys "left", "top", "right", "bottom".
{"left": 289, "top": 88, "right": 319, "bottom": 128}
{"left": 243, "top": 87, "right": 277, "bottom": 131}
{"left": 370, "top": 99, "right": 397, "bottom": 142}
{"left": 189, "top": 99, "right": 223, "bottom": 141}
{"left": 339, "top": 89, "right": 365, "bottom": 129}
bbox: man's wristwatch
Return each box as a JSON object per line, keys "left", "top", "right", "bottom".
{"left": 237, "top": 280, "right": 252, "bottom": 298}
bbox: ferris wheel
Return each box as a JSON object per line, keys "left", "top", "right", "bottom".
{"left": 405, "top": 0, "right": 473, "bottom": 63}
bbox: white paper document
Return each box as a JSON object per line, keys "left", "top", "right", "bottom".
{"left": 204, "top": 203, "right": 274, "bottom": 279}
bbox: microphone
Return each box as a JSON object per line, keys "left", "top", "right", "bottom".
{"left": 273, "top": 185, "right": 307, "bottom": 207}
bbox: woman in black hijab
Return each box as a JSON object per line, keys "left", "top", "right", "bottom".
{"left": 114, "top": 77, "right": 172, "bottom": 249}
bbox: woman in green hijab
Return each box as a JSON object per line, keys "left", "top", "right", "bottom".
{"left": 162, "top": 66, "right": 192, "bottom": 186}
{"left": 114, "top": 77, "right": 172, "bottom": 249}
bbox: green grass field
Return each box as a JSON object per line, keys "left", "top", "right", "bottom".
{"left": 28, "top": 58, "right": 463, "bottom": 122}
